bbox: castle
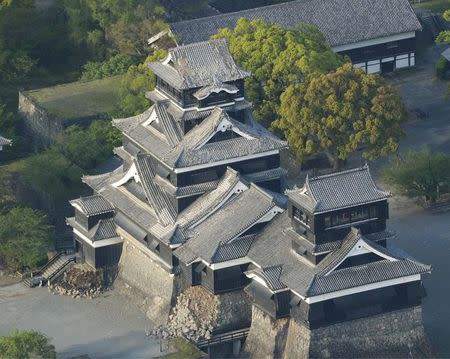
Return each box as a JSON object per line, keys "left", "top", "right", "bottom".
{"left": 67, "top": 38, "right": 431, "bottom": 357}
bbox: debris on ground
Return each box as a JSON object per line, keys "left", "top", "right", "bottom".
{"left": 49, "top": 267, "right": 103, "bottom": 299}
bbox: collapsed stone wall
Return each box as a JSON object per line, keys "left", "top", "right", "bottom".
{"left": 152, "top": 286, "right": 252, "bottom": 342}
{"left": 116, "top": 238, "right": 175, "bottom": 326}
{"left": 244, "top": 306, "right": 289, "bottom": 359}
{"left": 283, "top": 305, "right": 433, "bottom": 359}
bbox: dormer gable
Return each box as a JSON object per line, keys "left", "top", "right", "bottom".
{"left": 318, "top": 228, "right": 398, "bottom": 276}
{"left": 183, "top": 108, "right": 256, "bottom": 151}
{"left": 142, "top": 101, "right": 183, "bottom": 147}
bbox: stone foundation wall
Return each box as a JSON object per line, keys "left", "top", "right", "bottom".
{"left": 18, "top": 92, "right": 63, "bottom": 148}
{"left": 284, "top": 306, "right": 433, "bottom": 359}
{"left": 18, "top": 91, "right": 105, "bottom": 148}
{"left": 116, "top": 238, "right": 175, "bottom": 326}
{"left": 244, "top": 306, "right": 289, "bottom": 359}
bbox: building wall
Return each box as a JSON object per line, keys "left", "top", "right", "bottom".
{"left": 175, "top": 153, "right": 280, "bottom": 186}
{"left": 291, "top": 281, "right": 424, "bottom": 329}
{"left": 95, "top": 243, "right": 122, "bottom": 268}
{"left": 290, "top": 200, "right": 389, "bottom": 246}
{"left": 340, "top": 37, "right": 417, "bottom": 74}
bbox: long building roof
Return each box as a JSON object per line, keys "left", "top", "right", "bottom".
{"left": 171, "top": 0, "right": 421, "bottom": 48}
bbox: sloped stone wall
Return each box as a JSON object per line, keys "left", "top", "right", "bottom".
{"left": 116, "top": 237, "right": 175, "bottom": 326}
{"left": 18, "top": 91, "right": 105, "bottom": 148}
{"left": 244, "top": 305, "right": 289, "bottom": 359}
{"left": 18, "top": 92, "right": 62, "bottom": 148}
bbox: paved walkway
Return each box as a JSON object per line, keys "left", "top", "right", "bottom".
{"left": 388, "top": 199, "right": 450, "bottom": 358}
{"left": 0, "top": 284, "right": 161, "bottom": 358}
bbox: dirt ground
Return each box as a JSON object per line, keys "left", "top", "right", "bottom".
{"left": 0, "top": 283, "right": 162, "bottom": 358}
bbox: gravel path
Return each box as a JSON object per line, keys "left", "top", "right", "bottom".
{"left": 0, "top": 284, "right": 161, "bottom": 358}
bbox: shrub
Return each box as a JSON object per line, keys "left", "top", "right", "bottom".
{"left": 384, "top": 149, "right": 450, "bottom": 205}
{"left": 436, "top": 56, "right": 448, "bottom": 79}
{"left": 0, "top": 207, "right": 53, "bottom": 272}
{"left": 0, "top": 329, "right": 56, "bottom": 359}
{"left": 80, "top": 54, "right": 138, "bottom": 81}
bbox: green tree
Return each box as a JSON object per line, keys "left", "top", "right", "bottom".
{"left": 384, "top": 149, "right": 450, "bottom": 205}
{"left": 80, "top": 54, "right": 137, "bottom": 81}
{"left": 0, "top": 207, "right": 53, "bottom": 272}
{"left": 0, "top": 103, "right": 28, "bottom": 162}
{"left": 213, "top": 18, "right": 344, "bottom": 127}
{"left": 56, "top": 120, "right": 121, "bottom": 170}
{"left": 116, "top": 48, "right": 167, "bottom": 116}
{"left": 17, "top": 149, "right": 84, "bottom": 200}
{"left": 0, "top": 329, "right": 56, "bottom": 359}
{"left": 273, "top": 63, "right": 406, "bottom": 169}
{"left": 436, "top": 10, "right": 450, "bottom": 44}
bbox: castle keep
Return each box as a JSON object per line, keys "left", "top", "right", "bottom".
{"left": 67, "top": 38, "right": 431, "bottom": 357}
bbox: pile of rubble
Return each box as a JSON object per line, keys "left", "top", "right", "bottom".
{"left": 49, "top": 267, "right": 103, "bottom": 299}
{"left": 150, "top": 286, "right": 219, "bottom": 342}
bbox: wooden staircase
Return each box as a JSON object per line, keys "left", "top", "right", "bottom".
{"left": 23, "top": 252, "right": 76, "bottom": 288}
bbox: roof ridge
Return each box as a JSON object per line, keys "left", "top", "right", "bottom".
{"left": 171, "top": 0, "right": 314, "bottom": 26}
{"left": 170, "top": 37, "right": 227, "bottom": 51}
{"left": 309, "top": 164, "right": 369, "bottom": 182}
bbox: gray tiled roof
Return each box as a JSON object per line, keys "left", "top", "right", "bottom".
{"left": 66, "top": 217, "right": 118, "bottom": 242}
{"left": 287, "top": 165, "right": 390, "bottom": 213}
{"left": 247, "top": 213, "right": 430, "bottom": 297}
{"left": 211, "top": 234, "right": 256, "bottom": 264}
{"left": 154, "top": 101, "right": 183, "bottom": 146}
{"left": 153, "top": 174, "right": 219, "bottom": 197}
{"left": 114, "top": 106, "right": 286, "bottom": 170}
{"left": 247, "top": 265, "right": 286, "bottom": 291}
{"left": 179, "top": 184, "right": 280, "bottom": 263}
{"left": 148, "top": 38, "right": 250, "bottom": 90}
{"left": 91, "top": 218, "right": 119, "bottom": 241}
{"left": 171, "top": 0, "right": 421, "bottom": 48}
{"left": 69, "top": 195, "right": 114, "bottom": 216}
{"left": 0, "top": 135, "right": 12, "bottom": 146}
{"left": 243, "top": 167, "right": 287, "bottom": 183}
{"left": 176, "top": 167, "right": 242, "bottom": 228}
{"left": 135, "top": 154, "right": 177, "bottom": 226}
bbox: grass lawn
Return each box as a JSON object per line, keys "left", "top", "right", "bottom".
{"left": 414, "top": 0, "right": 450, "bottom": 13}
{"left": 24, "top": 75, "right": 123, "bottom": 120}
{"left": 161, "top": 338, "right": 205, "bottom": 359}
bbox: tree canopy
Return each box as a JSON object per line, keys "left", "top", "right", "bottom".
{"left": 436, "top": 10, "right": 450, "bottom": 44}
{"left": 116, "top": 48, "right": 167, "bottom": 116}
{"left": 273, "top": 63, "right": 406, "bottom": 168}
{"left": 0, "top": 207, "right": 53, "bottom": 271}
{"left": 384, "top": 149, "right": 450, "bottom": 205}
{"left": 55, "top": 119, "right": 121, "bottom": 170}
{"left": 0, "top": 330, "right": 56, "bottom": 359}
{"left": 213, "top": 18, "right": 344, "bottom": 127}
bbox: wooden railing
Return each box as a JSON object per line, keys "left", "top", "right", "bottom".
{"left": 196, "top": 327, "right": 250, "bottom": 348}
